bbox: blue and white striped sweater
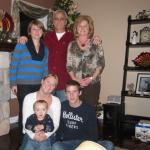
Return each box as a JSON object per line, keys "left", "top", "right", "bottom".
{"left": 10, "top": 43, "right": 48, "bottom": 86}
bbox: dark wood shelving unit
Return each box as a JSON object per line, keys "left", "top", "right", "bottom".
{"left": 127, "top": 42, "right": 150, "bottom": 47}
{"left": 124, "top": 66, "right": 150, "bottom": 71}
{"left": 121, "top": 15, "right": 150, "bottom": 144}
{"left": 122, "top": 91, "right": 150, "bottom": 98}
{"left": 130, "top": 18, "right": 150, "bottom": 24}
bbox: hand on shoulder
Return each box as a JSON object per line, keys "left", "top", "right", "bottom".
{"left": 92, "top": 35, "right": 102, "bottom": 46}
{"left": 17, "top": 36, "right": 28, "bottom": 44}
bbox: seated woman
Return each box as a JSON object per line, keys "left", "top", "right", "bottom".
{"left": 20, "top": 74, "right": 61, "bottom": 150}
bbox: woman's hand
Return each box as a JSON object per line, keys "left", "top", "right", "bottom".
{"left": 17, "top": 36, "right": 28, "bottom": 44}
{"left": 34, "top": 124, "right": 44, "bottom": 132}
{"left": 92, "top": 35, "right": 102, "bottom": 46}
{"left": 11, "top": 86, "right": 17, "bottom": 95}
{"left": 79, "top": 77, "right": 93, "bottom": 87}
{"left": 68, "top": 71, "right": 93, "bottom": 87}
{"left": 34, "top": 131, "right": 47, "bottom": 142}
{"left": 34, "top": 132, "right": 41, "bottom": 141}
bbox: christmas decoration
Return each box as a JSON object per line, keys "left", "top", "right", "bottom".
{"left": 0, "top": 9, "right": 16, "bottom": 43}
{"left": 132, "top": 52, "right": 150, "bottom": 68}
{"left": 51, "top": 0, "right": 80, "bottom": 30}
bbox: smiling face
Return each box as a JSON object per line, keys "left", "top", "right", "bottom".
{"left": 27, "top": 20, "right": 45, "bottom": 40}
{"left": 34, "top": 102, "right": 47, "bottom": 121}
{"left": 53, "top": 11, "right": 67, "bottom": 32}
{"left": 65, "top": 85, "right": 81, "bottom": 107}
{"left": 41, "top": 75, "right": 58, "bottom": 94}
{"left": 77, "top": 20, "right": 89, "bottom": 37}
{"left": 73, "top": 15, "right": 94, "bottom": 39}
{"left": 30, "top": 25, "right": 43, "bottom": 40}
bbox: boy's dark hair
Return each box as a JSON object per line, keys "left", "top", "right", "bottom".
{"left": 65, "top": 80, "right": 81, "bottom": 91}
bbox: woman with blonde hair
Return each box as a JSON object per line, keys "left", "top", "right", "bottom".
{"left": 21, "top": 74, "right": 61, "bottom": 150}
{"left": 67, "top": 15, "right": 105, "bottom": 106}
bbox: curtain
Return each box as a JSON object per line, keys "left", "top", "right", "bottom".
{"left": 11, "top": 0, "right": 53, "bottom": 37}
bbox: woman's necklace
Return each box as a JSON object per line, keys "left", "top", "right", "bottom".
{"left": 77, "top": 38, "right": 90, "bottom": 49}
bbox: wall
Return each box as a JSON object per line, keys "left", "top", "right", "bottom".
{"left": 0, "top": 0, "right": 53, "bottom": 13}
{"left": 77, "top": 0, "right": 150, "bottom": 117}
{"left": 0, "top": 0, "right": 11, "bottom": 13}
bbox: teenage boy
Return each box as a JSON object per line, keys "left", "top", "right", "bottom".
{"left": 52, "top": 80, "right": 114, "bottom": 150}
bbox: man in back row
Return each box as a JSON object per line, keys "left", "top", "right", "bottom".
{"left": 44, "top": 10, "right": 74, "bottom": 101}
{"left": 52, "top": 80, "right": 114, "bottom": 150}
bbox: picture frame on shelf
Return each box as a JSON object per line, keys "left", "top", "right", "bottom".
{"left": 135, "top": 73, "right": 150, "bottom": 95}
{"left": 140, "top": 26, "right": 150, "bottom": 43}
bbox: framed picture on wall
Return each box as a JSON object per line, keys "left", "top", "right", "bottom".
{"left": 140, "top": 26, "right": 150, "bottom": 43}
{"left": 135, "top": 73, "right": 150, "bottom": 95}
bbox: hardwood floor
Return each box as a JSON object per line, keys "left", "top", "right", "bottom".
{"left": 0, "top": 126, "right": 130, "bottom": 150}
{"left": 0, "top": 126, "right": 128, "bottom": 150}
{"left": 0, "top": 125, "right": 20, "bottom": 150}
{"left": 0, "top": 124, "right": 150, "bottom": 150}
{"left": 1, "top": 125, "right": 126, "bottom": 150}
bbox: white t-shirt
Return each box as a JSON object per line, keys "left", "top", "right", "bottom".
{"left": 56, "top": 32, "right": 66, "bottom": 40}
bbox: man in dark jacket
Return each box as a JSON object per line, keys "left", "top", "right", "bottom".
{"left": 52, "top": 80, "right": 114, "bottom": 150}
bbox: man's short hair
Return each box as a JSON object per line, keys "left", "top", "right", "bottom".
{"left": 65, "top": 80, "right": 81, "bottom": 92}
{"left": 53, "top": 9, "right": 68, "bottom": 20}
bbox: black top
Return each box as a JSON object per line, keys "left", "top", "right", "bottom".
{"left": 25, "top": 114, "right": 54, "bottom": 133}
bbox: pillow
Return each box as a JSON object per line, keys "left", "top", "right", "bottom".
{"left": 75, "top": 141, "right": 106, "bottom": 150}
